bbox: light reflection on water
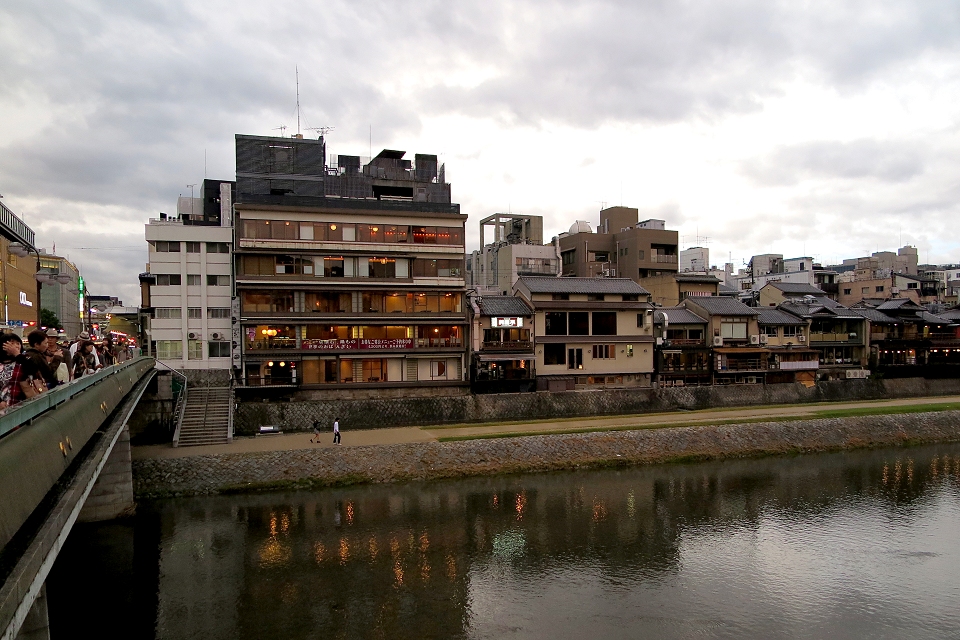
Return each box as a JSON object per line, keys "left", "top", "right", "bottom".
{"left": 48, "top": 443, "right": 960, "bottom": 639}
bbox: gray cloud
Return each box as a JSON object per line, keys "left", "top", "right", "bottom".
{"left": 741, "top": 139, "right": 927, "bottom": 185}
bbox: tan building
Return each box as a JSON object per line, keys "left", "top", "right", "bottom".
{"left": 758, "top": 282, "right": 827, "bottom": 307}
{"left": 681, "top": 296, "right": 768, "bottom": 384}
{"left": 469, "top": 295, "right": 535, "bottom": 393}
{"left": 640, "top": 273, "right": 720, "bottom": 307}
{"left": 514, "top": 276, "right": 655, "bottom": 391}
{"left": 0, "top": 201, "right": 41, "bottom": 330}
{"left": 558, "top": 207, "right": 679, "bottom": 282}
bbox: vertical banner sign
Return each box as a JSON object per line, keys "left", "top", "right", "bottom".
{"left": 231, "top": 296, "right": 242, "bottom": 369}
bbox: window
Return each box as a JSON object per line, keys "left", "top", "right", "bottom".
{"left": 907, "top": 282, "right": 918, "bottom": 289}
{"left": 206, "top": 242, "right": 229, "bottom": 253}
{"left": 154, "top": 308, "right": 182, "bottom": 319}
{"left": 430, "top": 360, "right": 446, "bottom": 378}
{"left": 543, "top": 343, "right": 566, "bottom": 365}
{"left": 367, "top": 257, "right": 396, "bottom": 278}
{"left": 592, "top": 344, "right": 615, "bottom": 359}
{"left": 187, "top": 307, "right": 203, "bottom": 319}
{"left": 638, "top": 250, "right": 645, "bottom": 260}
{"left": 588, "top": 294, "right": 605, "bottom": 301}
{"left": 6, "top": 253, "right": 15, "bottom": 267}
{"left": 590, "top": 252, "right": 609, "bottom": 263}
{"left": 241, "top": 291, "right": 294, "bottom": 313}
{"left": 783, "top": 326, "right": 799, "bottom": 337}
{"left": 240, "top": 255, "right": 274, "bottom": 276}
{"left": 186, "top": 242, "right": 201, "bottom": 253}
{"left": 412, "top": 258, "right": 463, "bottom": 277}
{"left": 186, "top": 274, "right": 201, "bottom": 286}
{"left": 551, "top": 293, "right": 570, "bottom": 300}
{"left": 153, "top": 241, "right": 180, "bottom": 252}
{"left": 569, "top": 312, "right": 589, "bottom": 335}
{"left": 720, "top": 322, "right": 748, "bottom": 339}
{"left": 764, "top": 326, "right": 779, "bottom": 337}
{"left": 275, "top": 255, "right": 313, "bottom": 275}
{"left": 561, "top": 250, "right": 576, "bottom": 266}
{"left": 155, "top": 274, "right": 182, "bottom": 286}
{"left": 567, "top": 348, "right": 583, "bottom": 370}
{"left": 187, "top": 340, "right": 203, "bottom": 360}
{"left": 592, "top": 312, "right": 617, "bottom": 335}
{"left": 156, "top": 340, "right": 182, "bottom": 359}
{"left": 876, "top": 286, "right": 884, "bottom": 293}
{"left": 545, "top": 312, "right": 567, "bottom": 335}
{"left": 208, "top": 308, "right": 230, "bottom": 319}
{"left": 208, "top": 341, "right": 231, "bottom": 357}
{"left": 207, "top": 275, "right": 230, "bottom": 286}
{"left": 843, "top": 288, "right": 852, "bottom": 295}
{"left": 323, "top": 257, "right": 345, "bottom": 277}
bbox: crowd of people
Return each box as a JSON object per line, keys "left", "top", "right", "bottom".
{"left": 0, "top": 330, "right": 123, "bottom": 411}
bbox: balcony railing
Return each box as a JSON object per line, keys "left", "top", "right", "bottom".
{"left": 652, "top": 255, "right": 678, "bottom": 264}
{"left": 662, "top": 338, "right": 705, "bottom": 346}
{"left": 717, "top": 360, "right": 768, "bottom": 371}
{"left": 776, "top": 360, "right": 819, "bottom": 370}
{"left": 810, "top": 333, "right": 860, "bottom": 343}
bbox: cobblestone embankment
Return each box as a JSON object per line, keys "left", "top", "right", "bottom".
{"left": 133, "top": 410, "right": 960, "bottom": 498}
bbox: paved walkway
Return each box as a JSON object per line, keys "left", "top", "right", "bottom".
{"left": 131, "top": 395, "right": 960, "bottom": 460}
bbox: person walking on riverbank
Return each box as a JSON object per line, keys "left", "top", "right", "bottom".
{"left": 310, "top": 419, "right": 322, "bottom": 444}
{"left": 333, "top": 418, "right": 341, "bottom": 445}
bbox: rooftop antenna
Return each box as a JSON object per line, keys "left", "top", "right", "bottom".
{"left": 296, "top": 66, "right": 301, "bottom": 136}
{"left": 273, "top": 125, "right": 287, "bottom": 137}
{"left": 186, "top": 184, "right": 196, "bottom": 216}
{"left": 307, "top": 126, "right": 335, "bottom": 137}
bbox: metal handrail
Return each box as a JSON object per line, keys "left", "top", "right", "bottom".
{"left": 153, "top": 360, "right": 188, "bottom": 447}
{"left": 0, "top": 356, "right": 155, "bottom": 439}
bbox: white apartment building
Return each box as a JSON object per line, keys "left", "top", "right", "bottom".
{"left": 144, "top": 216, "right": 233, "bottom": 373}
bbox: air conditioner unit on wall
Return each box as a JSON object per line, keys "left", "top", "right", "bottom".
{"left": 188, "top": 332, "right": 198, "bottom": 340}
{"left": 713, "top": 336, "right": 723, "bottom": 347}
{"left": 750, "top": 335, "right": 760, "bottom": 345}
{"left": 211, "top": 332, "right": 223, "bottom": 340}
{"left": 798, "top": 335, "right": 806, "bottom": 342}
{"left": 759, "top": 334, "right": 768, "bottom": 344}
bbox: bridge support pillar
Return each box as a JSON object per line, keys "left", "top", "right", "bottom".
{"left": 78, "top": 426, "right": 135, "bottom": 522}
{"left": 15, "top": 584, "right": 48, "bottom": 640}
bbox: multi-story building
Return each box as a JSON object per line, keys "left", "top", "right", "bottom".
{"left": 514, "top": 276, "right": 655, "bottom": 391}
{"left": 679, "top": 246, "right": 709, "bottom": 273}
{"left": 558, "top": 207, "right": 679, "bottom": 281}
{"left": 233, "top": 134, "right": 468, "bottom": 395}
{"left": 0, "top": 199, "right": 41, "bottom": 331}
{"left": 756, "top": 308, "right": 819, "bottom": 385}
{"left": 639, "top": 273, "right": 721, "bottom": 307}
{"left": 467, "top": 213, "right": 559, "bottom": 295}
{"left": 653, "top": 306, "right": 710, "bottom": 387}
{"left": 143, "top": 179, "right": 235, "bottom": 381}
{"left": 38, "top": 252, "right": 81, "bottom": 335}
{"left": 469, "top": 295, "right": 536, "bottom": 393}
{"left": 680, "top": 297, "right": 768, "bottom": 384}
{"left": 779, "top": 296, "right": 868, "bottom": 380}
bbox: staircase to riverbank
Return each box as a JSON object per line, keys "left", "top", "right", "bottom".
{"left": 175, "top": 387, "right": 233, "bottom": 446}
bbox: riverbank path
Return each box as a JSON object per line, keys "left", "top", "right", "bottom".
{"left": 132, "top": 394, "right": 960, "bottom": 460}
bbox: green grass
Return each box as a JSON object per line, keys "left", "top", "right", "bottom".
{"left": 434, "top": 402, "right": 960, "bottom": 442}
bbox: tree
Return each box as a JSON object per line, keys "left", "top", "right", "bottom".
{"left": 40, "top": 308, "right": 62, "bottom": 330}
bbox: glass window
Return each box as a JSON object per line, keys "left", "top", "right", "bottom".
{"left": 323, "top": 257, "right": 345, "bottom": 277}
{"left": 156, "top": 340, "right": 182, "bottom": 359}
{"left": 155, "top": 274, "right": 182, "bottom": 286}
{"left": 208, "top": 341, "right": 231, "bottom": 357}
{"left": 241, "top": 291, "right": 294, "bottom": 313}
{"left": 357, "top": 224, "right": 384, "bottom": 243}
{"left": 384, "top": 293, "right": 411, "bottom": 313}
{"left": 545, "top": 312, "right": 567, "bottom": 335}
{"left": 208, "top": 308, "right": 230, "bottom": 319}
{"left": 362, "top": 292, "right": 384, "bottom": 312}
{"left": 412, "top": 226, "right": 437, "bottom": 244}
{"left": 764, "top": 326, "right": 779, "bottom": 337}
{"left": 569, "top": 312, "right": 589, "bottom": 335}
{"left": 384, "top": 225, "right": 408, "bottom": 243}
{"left": 720, "top": 322, "right": 748, "bottom": 339}
{"left": 187, "top": 307, "right": 202, "bottom": 319}
{"left": 592, "top": 312, "right": 617, "bottom": 335}
{"left": 368, "top": 258, "right": 396, "bottom": 278}
{"left": 185, "top": 242, "right": 200, "bottom": 253}
{"left": 187, "top": 340, "right": 203, "bottom": 360}
{"left": 567, "top": 348, "right": 583, "bottom": 370}
{"left": 207, "top": 275, "right": 229, "bottom": 286}
{"left": 245, "top": 325, "right": 297, "bottom": 350}
{"left": 206, "top": 242, "right": 229, "bottom": 253}
{"left": 186, "top": 274, "right": 201, "bottom": 286}
{"left": 592, "top": 345, "right": 615, "bottom": 359}
{"left": 306, "top": 292, "right": 352, "bottom": 313}
{"left": 154, "top": 308, "right": 182, "bottom": 319}
{"left": 153, "top": 241, "right": 180, "bottom": 252}
{"left": 544, "top": 343, "right": 565, "bottom": 365}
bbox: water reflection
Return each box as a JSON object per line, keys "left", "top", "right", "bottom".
{"left": 48, "top": 443, "right": 960, "bottom": 639}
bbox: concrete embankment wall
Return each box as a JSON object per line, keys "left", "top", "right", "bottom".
{"left": 134, "top": 410, "right": 960, "bottom": 498}
{"left": 234, "top": 377, "right": 960, "bottom": 436}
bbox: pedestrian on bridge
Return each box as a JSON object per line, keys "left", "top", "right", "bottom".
{"left": 0, "top": 333, "right": 24, "bottom": 409}
{"left": 19, "top": 330, "right": 54, "bottom": 399}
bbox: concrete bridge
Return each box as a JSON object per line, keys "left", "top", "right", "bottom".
{"left": 0, "top": 358, "right": 163, "bottom": 640}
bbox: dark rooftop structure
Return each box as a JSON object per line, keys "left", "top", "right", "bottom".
{"left": 516, "top": 276, "right": 650, "bottom": 296}
{"left": 476, "top": 296, "right": 534, "bottom": 317}
{"left": 757, "top": 308, "right": 807, "bottom": 325}
{"left": 766, "top": 282, "right": 826, "bottom": 295}
{"left": 654, "top": 307, "right": 707, "bottom": 324}
{"left": 684, "top": 296, "right": 760, "bottom": 316}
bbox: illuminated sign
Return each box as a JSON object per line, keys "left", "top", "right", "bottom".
{"left": 492, "top": 317, "right": 522, "bottom": 328}
{"left": 19, "top": 291, "right": 33, "bottom": 307}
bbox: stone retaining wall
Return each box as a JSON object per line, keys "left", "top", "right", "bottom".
{"left": 234, "top": 377, "right": 960, "bottom": 436}
{"left": 134, "top": 410, "right": 960, "bottom": 498}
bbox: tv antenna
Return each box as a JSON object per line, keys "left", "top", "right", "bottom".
{"left": 273, "top": 125, "right": 288, "bottom": 137}
{"left": 307, "top": 126, "right": 335, "bottom": 137}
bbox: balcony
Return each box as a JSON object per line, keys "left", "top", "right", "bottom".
{"left": 717, "top": 359, "right": 768, "bottom": 371}
{"left": 662, "top": 339, "right": 706, "bottom": 347}
{"left": 481, "top": 340, "right": 533, "bottom": 352}
{"left": 652, "top": 255, "right": 678, "bottom": 264}
{"left": 776, "top": 360, "right": 819, "bottom": 370}
{"left": 810, "top": 333, "right": 861, "bottom": 343}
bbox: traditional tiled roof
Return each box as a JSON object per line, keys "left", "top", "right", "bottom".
{"left": 766, "top": 282, "right": 825, "bottom": 295}
{"left": 654, "top": 307, "right": 707, "bottom": 325}
{"left": 684, "top": 296, "right": 760, "bottom": 316}
{"left": 780, "top": 301, "right": 863, "bottom": 320}
{"left": 718, "top": 283, "right": 738, "bottom": 296}
{"left": 517, "top": 276, "right": 650, "bottom": 295}
{"left": 940, "top": 308, "right": 960, "bottom": 321}
{"left": 851, "top": 308, "right": 899, "bottom": 324}
{"left": 674, "top": 274, "right": 722, "bottom": 284}
{"left": 877, "top": 298, "right": 922, "bottom": 311}
{"left": 477, "top": 296, "right": 533, "bottom": 317}
{"left": 919, "top": 311, "right": 956, "bottom": 325}
{"left": 757, "top": 308, "right": 806, "bottom": 325}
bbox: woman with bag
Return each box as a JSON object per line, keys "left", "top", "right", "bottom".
{"left": 72, "top": 342, "right": 99, "bottom": 379}
{"left": 0, "top": 333, "right": 25, "bottom": 410}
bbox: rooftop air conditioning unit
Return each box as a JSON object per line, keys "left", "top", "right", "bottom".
{"left": 798, "top": 335, "right": 806, "bottom": 342}
{"left": 211, "top": 332, "right": 223, "bottom": 340}
{"left": 188, "top": 332, "right": 198, "bottom": 340}
{"left": 759, "top": 334, "right": 768, "bottom": 344}
{"left": 750, "top": 334, "right": 760, "bottom": 345}
{"left": 713, "top": 336, "right": 723, "bottom": 347}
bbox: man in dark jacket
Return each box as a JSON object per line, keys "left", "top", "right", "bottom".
{"left": 19, "top": 330, "right": 55, "bottom": 397}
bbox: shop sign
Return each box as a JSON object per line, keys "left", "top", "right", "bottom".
{"left": 302, "top": 338, "right": 414, "bottom": 351}
{"left": 19, "top": 292, "right": 32, "bottom": 307}
{"left": 492, "top": 317, "right": 522, "bottom": 328}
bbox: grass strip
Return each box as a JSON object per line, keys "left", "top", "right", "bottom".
{"left": 435, "top": 404, "right": 960, "bottom": 442}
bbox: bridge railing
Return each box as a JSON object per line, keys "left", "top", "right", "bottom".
{"left": 0, "top": 357, "right": 156, "bottom": 440}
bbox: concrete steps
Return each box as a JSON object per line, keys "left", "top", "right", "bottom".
{"left": 175, "top": 387, "right": 233, "bottom": 447}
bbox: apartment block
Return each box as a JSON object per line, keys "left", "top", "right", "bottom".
{"left": 468, "top": 213, "right": 559, "bottom": 295}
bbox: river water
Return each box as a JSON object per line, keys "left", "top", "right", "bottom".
{"left": 48, "top": 443, "right": 960, "bottom": 639}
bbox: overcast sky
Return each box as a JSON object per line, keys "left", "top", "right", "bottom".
{"left": 2, "top": 0, "right": 960, "bottom": 303}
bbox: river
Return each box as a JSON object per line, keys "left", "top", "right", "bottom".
{"left": 48, "top": 443, "right": 960, "bottom": 639}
